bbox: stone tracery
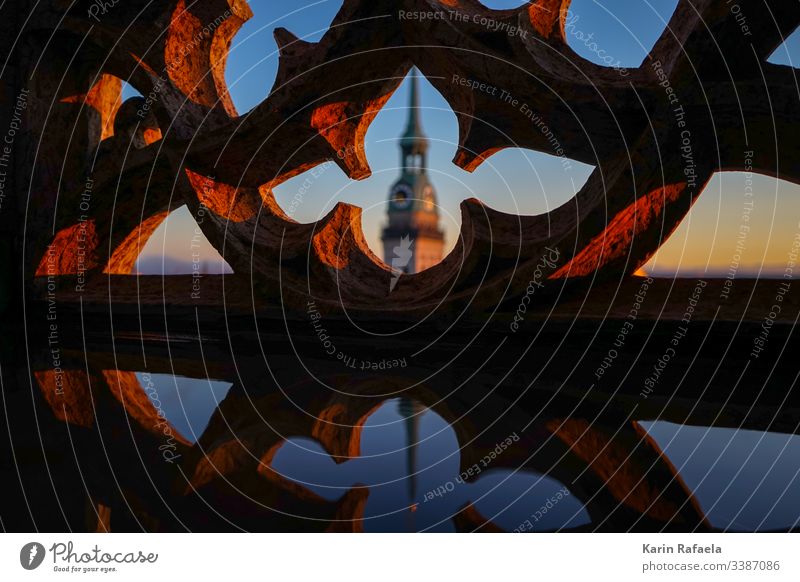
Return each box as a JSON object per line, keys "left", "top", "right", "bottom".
{"left": 10, "top": 0, "right": 799, "bottom": 313}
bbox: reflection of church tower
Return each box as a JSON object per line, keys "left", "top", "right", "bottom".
{"left": 398, "top": 398, "right": 425, "bottom": 504}
{"left": 381, "top": 68, "right": 445, "bottom": 275}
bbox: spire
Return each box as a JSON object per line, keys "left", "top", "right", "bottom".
{"left": 398, "top": 398, "right": 423, "bottom": 504}
{"left": 401, "top": 68, "right": 428, "bottom": 150}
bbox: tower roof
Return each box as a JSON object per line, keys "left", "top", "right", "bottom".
{"left": 401, "top": 68, "right": 428, "bottom": 151}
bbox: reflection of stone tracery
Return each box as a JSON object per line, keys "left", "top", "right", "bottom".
{"left": 5, "top": 304, "right": 798, "bottom": 532}
{"left": 14, "top": 352, "right": 718, "bottom": 532}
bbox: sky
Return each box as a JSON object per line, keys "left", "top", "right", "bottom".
{"left": 131, "top": 0, "right": 800, "bottom": 276}
{"left": 640, "top": 421, "right": 800, "bottom": 531}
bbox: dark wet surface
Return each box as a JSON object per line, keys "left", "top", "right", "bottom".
{"left": 3, "top": 318, "right": 798, "bottom": 532}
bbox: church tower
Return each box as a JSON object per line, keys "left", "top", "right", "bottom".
{"left": 381, "top": 69, "right": 444, "bottom": 279}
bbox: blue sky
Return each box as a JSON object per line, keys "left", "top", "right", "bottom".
{"left": 133, "top": 1, "right": 800, "bottom": 276}
{"left": 640, "top": 421, "right": 800, "bottom": 531}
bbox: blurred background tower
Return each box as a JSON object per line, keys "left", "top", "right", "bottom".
{"left": 381, "top": 69, "right": 445, "bottom": 275}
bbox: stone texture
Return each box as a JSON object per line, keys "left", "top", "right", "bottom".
{"left": 4, "top": 0, "right": 795, "bottom": 315}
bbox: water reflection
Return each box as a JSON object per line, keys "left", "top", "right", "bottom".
{"left": 272, "top": 398, "right": 590, "bottom": 532}
{"left": 11, "top": 340, "right": 800, "bottom": 533}
{"left": 639, "top": 421, "right": 800, "bottom": 531}
{"left": 135, "top": 373, "right": 233, "bottom": 444}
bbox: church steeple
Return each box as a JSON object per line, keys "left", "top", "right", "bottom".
{"left": 399, "top": 68, "right": 428, "bottom": 174}
{"left": 398, "top": 398, "right": 424, "bottom": 505}
{"left": 381, "top": 68, "right": 445, "bottom": 277}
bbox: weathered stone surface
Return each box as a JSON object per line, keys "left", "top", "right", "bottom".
{"left": 6, "top": 0, "right": 796, "bottom": 315}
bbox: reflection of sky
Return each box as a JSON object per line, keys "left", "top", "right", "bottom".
{"left": 271, "top": 398, "right": 589, "bottom": 532}
{"left": 639, "top": 421, "right": 800, "bottom": 531}
{"left": 132, "top": 1, "right": 800, "bottom": 275}
{"left": 135, "top": 373, "right": 233, "bottom": 443}
{"left": 135, "top": 375, "right": 800, "bottom": 532}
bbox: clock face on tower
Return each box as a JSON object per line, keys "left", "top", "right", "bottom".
{"left": 391, "top": 183, "right": 413, "bottom": 209}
